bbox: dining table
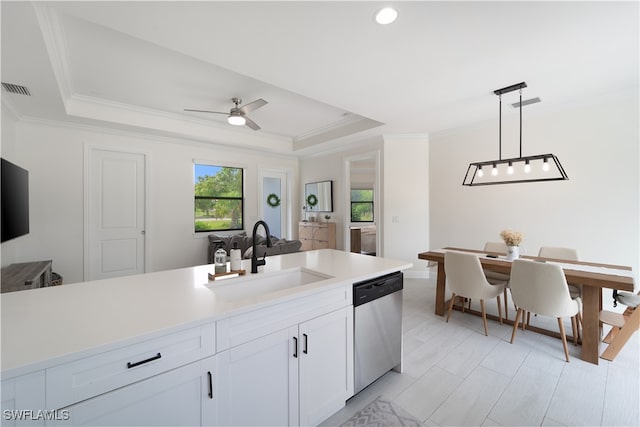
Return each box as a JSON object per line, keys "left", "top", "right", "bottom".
{"left": 418, "top": 247, "right": 637, "bottom": 365}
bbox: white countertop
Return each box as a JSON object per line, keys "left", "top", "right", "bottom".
{"left": 1, "top": 250, "right": 412, "bottom": 376}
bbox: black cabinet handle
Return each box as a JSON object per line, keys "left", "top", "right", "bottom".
{"left": 293, "top": 336, "right": 298, "bottom": 358}
{"left": 126, "top": 352, "right": 161, "bottom": 369}
{"left": 303, "top": 334, "right": 308, "bottom": 354}
{"left": 207, "top": 371, "right": 213, "bottom": 399}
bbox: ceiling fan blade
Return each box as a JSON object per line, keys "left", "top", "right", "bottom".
{"left": 184, "top": 108, "right": 228, "bottom": 115}
{"left": 238, "top": 98, "right": 268, "bottom": 114}
{"left": 244, "top": 116, "right": 261, "bottom": 131}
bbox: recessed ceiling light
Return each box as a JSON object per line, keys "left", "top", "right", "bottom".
{"left": 375, "top": 7, "right": 398, "bottom": 25}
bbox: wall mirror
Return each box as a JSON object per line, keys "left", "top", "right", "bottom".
{"left": 305, "top": 180, "right": 333, "bottom": 212}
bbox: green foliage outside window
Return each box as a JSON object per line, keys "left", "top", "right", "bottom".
{"left": 195, "top": 164, "right": 243, "bottom": 232}
{"left": 351, "top": 189, "right": 374, "bottom": 222}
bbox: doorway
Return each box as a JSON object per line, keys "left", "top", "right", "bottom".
{"left": 344, "top": 151, "right": 380, "bottom": 256}
{"left": 86, "top": 148, "right": 146, "bottom": 280}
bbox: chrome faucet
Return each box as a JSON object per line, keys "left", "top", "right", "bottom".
{"left": 251, "top": 220, "right": 272, "bottom": 274}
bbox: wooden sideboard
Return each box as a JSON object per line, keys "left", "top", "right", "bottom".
{"left": 1, "top": 260, "right": 53, "bottom": 293}
{"left": 299, "top": 221, "right": 336, "bottom": 251}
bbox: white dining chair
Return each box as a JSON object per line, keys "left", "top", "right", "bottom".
{"left": 445, "top": 251, "right": 505, "bottom": 336}
{"left": 538, "top": 246, "right": 581, "bottom": 299}
{"left": 483, "top": 242, "right": 511, "bottom": 319}
{"left": 509, "top": 259, "right": 582, "bottom": 362}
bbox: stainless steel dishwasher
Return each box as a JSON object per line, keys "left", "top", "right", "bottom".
{"left": 353, "top": 271, "right": 403, "bottom": 394}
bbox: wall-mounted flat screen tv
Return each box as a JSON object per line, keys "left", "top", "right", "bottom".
{"left": 1, "top": 158, "right": 29, "bottom": 243}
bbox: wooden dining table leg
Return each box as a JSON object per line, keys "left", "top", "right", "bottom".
{"left": 435, "top": 261, "right": 446, "bottom": 316}
{"left": 581, "top": 285, "right": 601, "bottom": 364}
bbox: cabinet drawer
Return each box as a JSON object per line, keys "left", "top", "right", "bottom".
{"left": 299, "top": 226, "right": 314, "bottom": 240}
{"left": 314, "top": 228, "right": 329, "bottom": 242}
{"left": 217, "top": 285, "right": 349, "bottom": 351}
{"left": 46, "top": 323, "right": 215, "bottom": 410}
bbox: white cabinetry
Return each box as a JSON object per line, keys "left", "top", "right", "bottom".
{"left": 1, "top": 371, "right": 46, "bottom": 426}
{"left": 216, "top": 305, "right": 353, "bottom": 427}
{"left": 299, "top": 307, "right": 353, "bottom": 426}
{"left": 2, "top": 281, "right": 358, "bottom": 427}
{"left": 43, "top": 323, "right": 216, "bottom": 426}
{"left": 216, "top": 327, "right": 297, "bottom": 426}
{"left": 51, "top": 356, "right": 218, "bottom": 426}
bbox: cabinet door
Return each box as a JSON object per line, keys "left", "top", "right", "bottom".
{"left": 298, "top": 224, "right": 314, "bottom": 240}
{"left": 216, "top": 327, "right": 298, "bottom": 427}
{"left": 51, "top": 357, "right": 217, "bottom": 426}
{"left": 1, "top": 371, "right": 46, "bottom": 427}
{"left": 298, "top": 307, "right": 354, "bottom": 426}
{"left": 313, "top": 226, "right": 329, "bottom": 243}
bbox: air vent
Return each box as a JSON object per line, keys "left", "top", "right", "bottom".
{"left": 1, "top": 82, "right": 31, "bottom": 96}
{"left": 510, "top": 97, "right": 541, "bottom": 108}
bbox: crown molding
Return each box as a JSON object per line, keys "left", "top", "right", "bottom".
{"left": 15, "top": 114, "right": 299, "bottom": 160}
{"left": 1, "top": 96, "right": 22, "bottom": 122}
{"left": 293, "top": 113, "right": 384, "bottom": 150}
{"left": 32, "top": 4, "right": 74, "bottom": 104}
{"left": 65, "top": 94, "right": 294, "bottom": 152}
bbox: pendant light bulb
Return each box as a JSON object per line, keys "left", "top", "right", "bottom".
{"left": 477, "top": 165, "right": 484, "bottom": 178}
{"left": 507, "top": 161, "right": 514, "bottom": 175}
{"left": 491, "top": 164, "right": 498, "bottom": 176}
{"left": 524, "top": 159, "right": 531, "bottom": 173}
{"left": 542, "top": 157, "right": 550, "bottom": 172}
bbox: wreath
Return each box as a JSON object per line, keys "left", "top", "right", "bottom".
{"left": 306, "top": 194, "right": 318, "bottom": 208}
{"left": 266, "top": 193, "right": 281, "bottom": 208}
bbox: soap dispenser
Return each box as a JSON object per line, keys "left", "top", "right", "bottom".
{"left": 214, "top": 247, "right": 227, "bottom": 275}
{"left": 230, "top": 242, "right": 242, "bottom": 271}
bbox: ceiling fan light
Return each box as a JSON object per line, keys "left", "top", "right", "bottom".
{"left": 375, "top": 7, "right": 398, "bottom": 25}
{"left": 228, "top": 114, "right": 246, "bottom": 126}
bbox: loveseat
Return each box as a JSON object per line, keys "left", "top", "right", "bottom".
{"left": 207, "top": 232, "right": 302, "bottom": 264}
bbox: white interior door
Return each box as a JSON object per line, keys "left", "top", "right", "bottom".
{"left": 88, "top": 149, "right": 145, "bottom": 280}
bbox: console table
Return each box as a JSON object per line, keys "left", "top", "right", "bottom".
{"left": 1, "top": 260, "right": 53, "bottom": 293}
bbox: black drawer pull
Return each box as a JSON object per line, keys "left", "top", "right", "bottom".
{"left": 207, "top": 371, "right": 213, "bottom": 399}
{"left": 127, "top": 352, "right": 161, "bottom": 369}
{"left": 293, "top": 337, "right": 298, "bottom": 358}
{"left": 303, "top": 334, "right": 308, "bottom": 354}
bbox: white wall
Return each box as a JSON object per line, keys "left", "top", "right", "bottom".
{"left": 7, "top": 120, "right": 298, "bottom": 284}
{"left": 429, "top": 93, "right": 639, "bottom": 275}
{"left": 299, "top": 140, "right": 383, "bottom": 250}
{"left": 383, "top": 135, "right": 430, "bottom": 274}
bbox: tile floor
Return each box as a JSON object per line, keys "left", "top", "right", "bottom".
{"left": 320, "top": 278, "right": 640, "bottom": 427}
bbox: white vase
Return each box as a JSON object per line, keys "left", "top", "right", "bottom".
{"left": 506, "top": 245, "right": 519, "bottom": 260}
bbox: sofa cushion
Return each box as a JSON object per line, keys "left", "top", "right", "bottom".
{"left": 243, "top": 238, "right": 302, "bottom": 259}
{"left": 208, "top": 232, "right": 248, "bottom": 253}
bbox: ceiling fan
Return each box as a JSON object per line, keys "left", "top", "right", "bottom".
{"left": 185, "top": 97, "right": 268, "bottom": 131}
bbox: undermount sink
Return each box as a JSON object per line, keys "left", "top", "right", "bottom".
{"left": 205, "top": 267, "right": 333, "bottom": 302}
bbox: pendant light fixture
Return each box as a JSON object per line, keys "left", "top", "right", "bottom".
{"left": 462, "top": 82, "right": 569, "bottom": 186}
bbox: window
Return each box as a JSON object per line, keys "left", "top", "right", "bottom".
{"left": 351, "top": 189, "right": 374, "bottom": 222}
{"left": 194, "top": 164, "right": 243, "bottom": 232}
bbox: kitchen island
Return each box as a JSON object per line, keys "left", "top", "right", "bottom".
{"left": 1, "top": 249, "right": 411, "bottom": 426}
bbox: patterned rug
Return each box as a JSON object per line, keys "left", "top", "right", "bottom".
{"left": 340, "top": 396, "right": 424, "bottom": 427}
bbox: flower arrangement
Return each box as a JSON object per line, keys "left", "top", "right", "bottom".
{"left": 500, "top": 229, "right": 523, "bottom": 247}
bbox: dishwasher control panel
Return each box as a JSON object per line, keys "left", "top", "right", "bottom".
{"left": 353, "top": 271, "right": 403, "bottom": 307}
